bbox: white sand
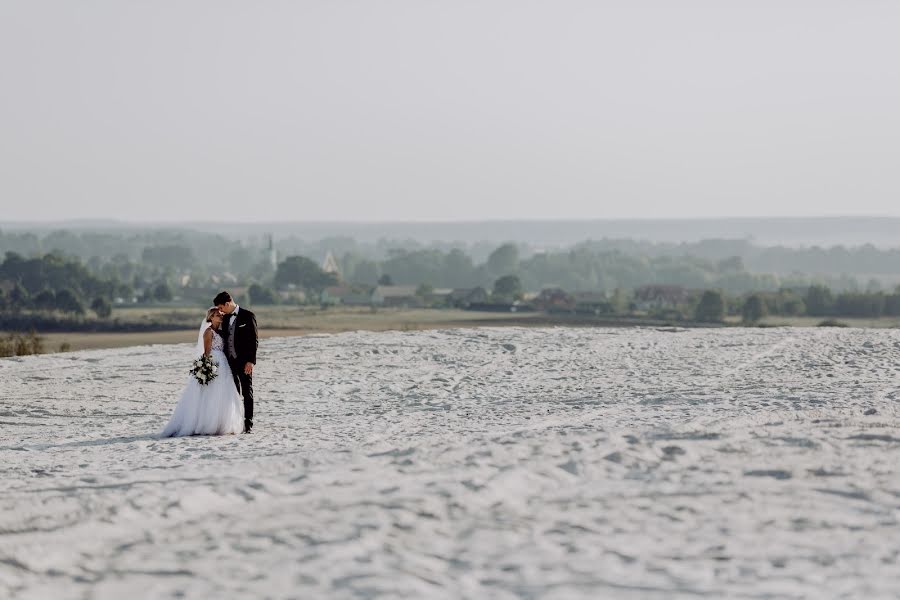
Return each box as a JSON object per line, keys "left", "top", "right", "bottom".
{"left": 2, "top": 327, "right": 899, "bottom": 599}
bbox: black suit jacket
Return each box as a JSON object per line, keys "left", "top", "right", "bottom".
{"left": 223, "top": 307, "right": 258, "bottom": 366}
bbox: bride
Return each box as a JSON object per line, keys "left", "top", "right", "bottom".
{"left": 160, "top": 308, "right": 244, "bottom": 437}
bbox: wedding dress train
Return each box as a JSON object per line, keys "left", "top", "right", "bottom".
{"left": 160, "top": 328, "right": 244, "bottom": 437}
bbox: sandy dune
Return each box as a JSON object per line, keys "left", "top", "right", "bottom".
{"left": 2, "top": 327, "right": 900, "bottom": 599}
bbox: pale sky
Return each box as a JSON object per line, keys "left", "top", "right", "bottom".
{"left": 1, "top": 1, "right": 898, "bottom": 223}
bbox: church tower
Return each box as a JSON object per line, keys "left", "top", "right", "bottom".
{"left": 267, "top": 235, "right": 277, "bottom": 269}
{"left": 321, "top": 251, "right": 341, "bottom": 281}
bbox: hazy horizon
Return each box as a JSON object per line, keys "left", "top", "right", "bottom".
{"left": 2, "top": 1, "right": 899, "bottom": 222}
{"left": 4, "top": 214, "right": 900, "bottom": 225}
{"left": 4, "top": 215, "right": 899, "bottom": 248}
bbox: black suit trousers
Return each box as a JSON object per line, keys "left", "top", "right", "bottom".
{"left": 230, "top": 359, "right": 254, "bottom": 427}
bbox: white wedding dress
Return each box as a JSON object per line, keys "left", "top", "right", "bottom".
{"left": 160, "top": 327, "right": 244, "bottom": 437}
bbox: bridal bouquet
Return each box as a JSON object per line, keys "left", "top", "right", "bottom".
{"left": 190, "top": 354, "right": 219, "bottom": 385}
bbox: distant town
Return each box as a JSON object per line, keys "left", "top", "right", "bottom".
{"left": 2, "top": 222, "right": 900, "bottom": 355}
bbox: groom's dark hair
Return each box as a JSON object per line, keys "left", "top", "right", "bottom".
{"left": 213, "top": 291, "right": 232, "bottom": 306}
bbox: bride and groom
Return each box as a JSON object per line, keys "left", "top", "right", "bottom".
{"left": 160, "top": 291, "right": 258, "bottom": 437}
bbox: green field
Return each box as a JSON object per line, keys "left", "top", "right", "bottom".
{"left": 5, "top": 305, "right": 900, "bottom": 354}
{"left": 112, "top": 305, "right": 531, "bottom": 330}
{"left": 18, "top": 306, "right": 530, "bottom": 352}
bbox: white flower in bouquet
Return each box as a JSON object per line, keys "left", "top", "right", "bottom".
{"left": 190, "top": 354, "right": 219, "bottom": 385}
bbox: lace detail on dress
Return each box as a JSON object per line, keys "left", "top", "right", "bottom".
{"left": 209, "top": 328, "right": 225, "bottom": 352}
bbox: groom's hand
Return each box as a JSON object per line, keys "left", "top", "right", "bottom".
{"left": 244, "top": 362, "right": 254, "bottom": 375}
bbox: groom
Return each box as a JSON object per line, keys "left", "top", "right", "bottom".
{"left": 214, "top": 291, "right": 258, "bottom": 434}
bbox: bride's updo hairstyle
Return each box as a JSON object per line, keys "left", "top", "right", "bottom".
{"left": 206, "top": 307, "right": 219, "bottom": 323}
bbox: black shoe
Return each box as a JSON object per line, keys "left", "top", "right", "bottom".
{"left": 243, "top": 420, "right": 253, "bottom": 434}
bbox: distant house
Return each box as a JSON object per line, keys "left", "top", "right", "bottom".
{"left": 572, "top": 291, "right": 615, "bottom": 315}
{"left": 467, "top": 300, "right": 534, "bottom": 313}
{"left": 278, "top": 289, "right": 307, "bottom": 304}
{"left": 210, "top": 272, "right": 240, "bottom": 286}
{"left": 448, "top": 287, "right": 489, "bottom": 308}
{"left": 423, "top": 288, "right": 454, "bottom": 307}
{"left": 533, "top": 288, "right": 576, "bottom": 312}
{"left": 571, "top": 291, "right": 606, "bottom": 304}
{"left": 633, "top": 285, "right": 689, "bottom": 310}
{"left": 371, "top": 285, "right": 423, "bottom": 308}
{"left": 320, "top": 285, "right": 374, "bottom": 306}
{"left": 320, "top": 286, "right": 348, "bottom": 306}
{"left": 229, "top": 286, "right": 249, "bottom": 302}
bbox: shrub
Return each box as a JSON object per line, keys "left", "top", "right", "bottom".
{"left": 248, "top": 284, "right": 278, "bottom": 305}
{"left": 33, "top": 289, "right": 57, "bottom": 312}
{"left": 805, "top": 285, "right": 834, "bottom": 316}
{"left": 0, "top": 331, "right": 44, "bottom": 357}
{"left": 492, "top": 275, "right": 523, "bottom": 303}
{"left": 91, "top": 297, "right": 113, "bottom": 318}
{"left": 741, "top": 294, "right": 767, "bottom": 323}
{"left": 55, "top": 289, "right": 85, "bottom": 315}
{"left": 695, "top": 290, "right": 725, "bottom": 323}
{"left": 152, "top": 282, "right": 173, "bottom": 302}
{"left": 817, "top": 319, "right": 849, "bottom": 328}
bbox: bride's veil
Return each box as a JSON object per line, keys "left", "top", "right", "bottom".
{"left": 195, "top": 308, "right": 215, "bottom": 357}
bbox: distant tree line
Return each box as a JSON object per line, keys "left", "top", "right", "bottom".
{"left": 572, "top": 238, "right": 900, "bottom": 278}
{"left": 4, "top": 248, "right": 900, "bottom": 336}
{"left": 4, "top": 227, "right": 900, "bottom": 295}
{"left": 333, "top": 243, "right": 887, "bottom": 296}
{"left": 727, "top": 285, "right": 900, "bottom": 322}
{"left": 0, "top": 252, "right": 129, "bottom": 317}
{"left": 4, "top": 228, "right": 900, "bottom": 327}
{"left": 641, "top": 285, "right": 900, "bottom": 324}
